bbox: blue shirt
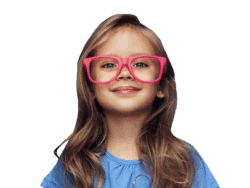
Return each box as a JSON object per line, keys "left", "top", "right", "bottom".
{"left": 41, "top": 140, "right": 219, "bottom": 188}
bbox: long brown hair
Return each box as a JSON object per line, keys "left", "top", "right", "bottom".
{"left": 54, "top": 14, "right": 205, "bottom": 188}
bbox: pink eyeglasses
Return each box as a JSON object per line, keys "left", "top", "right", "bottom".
{"left": 83, "top": 55, "right": 167, "bottom": 84}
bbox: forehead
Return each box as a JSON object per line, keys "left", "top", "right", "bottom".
{"left": 94, "top": 27, "right": 156, "bottom": 58}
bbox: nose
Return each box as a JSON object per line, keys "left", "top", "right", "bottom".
{"left": 117, "top": 65, "right": 133, "bottom": 80}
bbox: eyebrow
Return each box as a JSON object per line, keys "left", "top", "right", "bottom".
{"left": 103, "top": 53, "right": 151, "bottom": 57}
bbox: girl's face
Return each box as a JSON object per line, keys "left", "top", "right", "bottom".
{"left": 92, "top": 28, "right": 164, "bottom": 116}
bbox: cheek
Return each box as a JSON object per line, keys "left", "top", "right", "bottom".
{"left": 143, "top": 83, "right": 159, "bottom": 93}
{"left": 139, "top": 85, "right": 159, "bottom": 102}
{"left": 92, "top": 84, "right": 106, "bottom": 94}
{"left": 146, "top": 84, "right": 161, "bottom": 100}
{"left": 93, "top": 85, "right": 113, "bottom": 103}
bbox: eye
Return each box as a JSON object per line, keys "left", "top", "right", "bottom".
{"left": 134, "top": 62, "right": 148, "bottom": 68}
{"left": 102, "top": 63, "right": 116, "bottom": 69}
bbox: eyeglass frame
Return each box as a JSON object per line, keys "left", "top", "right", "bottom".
{"left": 82, "top": 55, "right": 167, "bottom": 84}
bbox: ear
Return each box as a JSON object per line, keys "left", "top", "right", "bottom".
{"left": 156, "top": 90, "right": 164, "bottom": 98}
{"left": 156, "top": 84, "right": 165, "bottom": 98}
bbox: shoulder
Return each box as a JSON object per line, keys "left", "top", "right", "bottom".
{"left": 40, "top": 152, "right": 74, "bottom": 188}
{"left": 181, "top": 139, "right": 220, "bottom": 188}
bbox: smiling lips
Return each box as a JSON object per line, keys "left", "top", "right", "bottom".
{"left": 114, "top": 89, "right": 139, "bottom": 95}
{"left": 112, "top": 86, "right": 140, "bottom": 92}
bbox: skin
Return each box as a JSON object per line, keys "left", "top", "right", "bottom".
{"left": 92, "top": 27, "right": 165, "bottom": 160}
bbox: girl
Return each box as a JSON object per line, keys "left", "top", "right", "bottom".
{"left": 41, "top": 14, "right": 219, "bottom": 188}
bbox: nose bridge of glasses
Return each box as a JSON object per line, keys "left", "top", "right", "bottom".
{"left": 119, "top": 58, "right": 130, "bottom": 71}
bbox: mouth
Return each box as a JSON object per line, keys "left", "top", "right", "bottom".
{"left": 112, "top": 89, "right": 140, "bottom": 95}
{"left": 112, "top": 88, "right": 140, "bottom": 91}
